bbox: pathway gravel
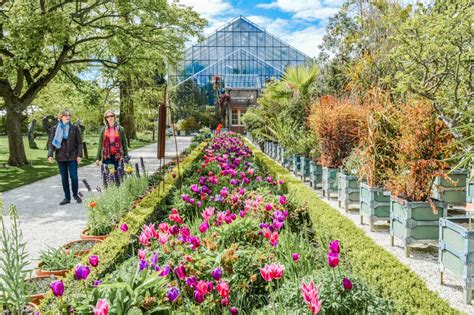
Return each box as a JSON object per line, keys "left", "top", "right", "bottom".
{"left": 1, "top": 137, "right": 192, "bottom": 270}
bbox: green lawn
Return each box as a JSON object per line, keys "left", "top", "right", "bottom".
{"left": 0, "top": 132, "right": 155, "bottom": 192}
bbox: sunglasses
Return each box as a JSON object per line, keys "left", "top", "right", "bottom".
{"left": 106, "top": 115, "right": 115, "bottom": 118}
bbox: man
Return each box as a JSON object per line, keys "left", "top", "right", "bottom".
{"left": 47, "top": 110, "right": 83, "bottom": 205}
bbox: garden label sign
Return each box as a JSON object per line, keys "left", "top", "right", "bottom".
{"left": 157, "top": 102, "right": 167, "bottom": 159}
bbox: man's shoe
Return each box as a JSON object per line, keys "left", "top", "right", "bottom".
{"left": 59, "top": 199, "right": 70, "bottom": 205}
{"left": 74, "top": 196, "right": 82, "bottom": 203}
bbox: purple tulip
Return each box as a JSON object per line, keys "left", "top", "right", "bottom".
{"left": 166, "top": 287, "right": 180, "bottom": 302}
{"left": 50, "top": 279, "right": 64, "bottom": 297}
{"left": 193, "top": 290, "right": 205, "bottom": 303}
{"left": 74, "top": 264, "right": 90, "bottom": 281}
{"left": 150, "top": 252, "right": 158, "bottom": 267}
{"left": 342, "top": 277, "right": 353, "bottom": 291}
{"left": 280, "top": 195, "right": 287, "bottom": 205}
{"left": 159, "top": 265, "right": 170, "bottom": 277}
{"left": 139, "top": 259, "right": 148, "bottom": 271}
{"left": 89, "top": 255, "right": 99, "bottom": 267}
{"left": 230, "top": 306, "right": 239, "bottom": 315}
{"left": 186, "top": 276, "right": 198, "bottom": 288}
{"left": 93, "top": 279, "right": 103, "bottom": 287}
{"left": 211, "top": 267, "right": 222, "bottom": 281}
{"left": 329, "top": 240, "right": 340, "bottom": 254}
{"left": 174, "top": 265, "right": 186, "bottom": 279}
{"left": 292, "top": 253, "right": 300, "bottom": 262}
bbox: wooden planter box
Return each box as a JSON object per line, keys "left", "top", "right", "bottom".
{"left": 310, "top": 161, "right": 322, "bottom": 189}
{"left": 390, "top": 197, "right": 446, "bottom": 257}
{"left": 292, "top": 155, "right": 302, "bottom": 174}
{"left": 360, "top": 182, "right": 391, "bottom": 231}
{"left": 322, "top": 167, "right": 338, "bottom": 199}
{"left": 337, "top": 172, "right": 360, "bottom": 211}
{"left": 431, "top": 169, "right": 469, "bottom": 206}
{"left": 298, "top": 157, "right": 311, "bottom": 182}
{"left": 439, "top": 217, "right": 474, "bottom": 304}
{"left": 467, "top": 182, "right": 474, "bottom": 203}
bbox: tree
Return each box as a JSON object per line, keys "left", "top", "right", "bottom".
{"left": 0, "top": 0, "right": 205, "bottom": 166}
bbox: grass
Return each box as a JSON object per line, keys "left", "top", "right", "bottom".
{"left": 0, "top": 131, "right": 155, "bottom": 192}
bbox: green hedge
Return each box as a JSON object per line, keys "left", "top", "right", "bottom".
{"left": 39, "top": 142, "right": 206, "bottom": 312}
{"left": 245, "top": 140, "right": 458, "bottom": 314}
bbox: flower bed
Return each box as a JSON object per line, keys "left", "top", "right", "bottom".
{"left": 41, "top": 134, "right": 393, "bottom": 314}
{"left": 246, "top": 139, "right": 457, "bottom": 313}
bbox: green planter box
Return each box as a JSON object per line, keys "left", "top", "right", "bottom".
{"left": 310, "top": 161, "right": 322, "bottom": 189}
{"left": 467, "top": 182, "right": 474, "bottom": 203}
{"left": 338, "top": 172, "right": 360, "bottom": 211}
{"left": 282, "top": 149, "right": 291, "bottom": 169}
{"left": 360, "top": 182, "right": 391, "bottom": 232}
{"left": 292, "top": 155, "right": 302, "bottom": 174}
{"left": 390, "top": 197, "right": 446, "bottom": 257}
{"left": 322, "top": 166, "right": 338, "bottom": 200}
{"left": 298, "top": 157, "right": 311, "bottom": 181}
{"left": 431, "top": 169, "right": 469, "bottom": 206}
{"left": 439, "top": 217, "right": 474, "bottom": 304}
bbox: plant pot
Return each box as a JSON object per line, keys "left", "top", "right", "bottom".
{"left": 35, "top": 262, "right": 69, "bottom": 277}
{"left": 431, "top": 169, "right": 469, "bottom": 206}
{"left": 297, "top": 157, "right": 311, "bottom": 182}
{"left": 360, "top": 182, "right": 391, "bottom": 231}
{"left": 310, "top": 161, "right": 322, "bottom": 189}
{"left": 322, "top": 166, "right": 338, "bottom": 199}
{"left": 80, "top": 228, "right": 108, "bottom": 241}
{"left": 390, "top": 196, "right": 446, "bottom": 257}
{"left": 439, "top": 217, "right": 474, "bottom": 304}
{"left": 292, "top": 155, "right": 302, "bottom": 174}
{"left": 62, "top": 239, "right": 102, "bottom": 257}
{"left": 337, "top": 172, "right": 360, "bottom": 211}
{"left": 27, "top": 275, "right": 52, "bottom": 305}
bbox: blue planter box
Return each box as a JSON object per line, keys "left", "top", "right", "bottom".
{"left": 298, "top": 157, "right": 311, "bottom": 181}
{"left": 337, "top": 172, "right": 360, "bottom": 211}
{"left": 390, "top": 197, "right": 446, "bottom": 257}
{"left": 322, "top": 167, "right": 338, "bottom": 199}
{"left": 310, "top": 161, "right": 322, "bottom": 189}
{"left": 292, "top": 155, "right": 302, "bottom": 174}
{"left": 467, "top": 182, "right": 474, "bottom": 203}
{"left": 439, "top": 217, "right": 474, "bottom": 304}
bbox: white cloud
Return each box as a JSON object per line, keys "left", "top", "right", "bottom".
{"left": 176, "top": 0, "right": 233, "bottom": 19}
{"left": 256, "top": 0, "right": 342, "bottom": 21}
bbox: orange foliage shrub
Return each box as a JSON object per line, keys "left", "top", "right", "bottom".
{"left": 308, "top": 96, "right": 367, "bottom": 168}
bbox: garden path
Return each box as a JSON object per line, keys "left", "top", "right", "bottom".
{"left": 1, "top": 137, "right": 192, "bottom": 270}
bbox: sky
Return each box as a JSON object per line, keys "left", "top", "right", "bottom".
{"left": 176, "top": 0, "right": 348, "bottom": 58}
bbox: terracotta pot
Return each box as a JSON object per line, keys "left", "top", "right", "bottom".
{"left": 27, "top": 275, "right": 51, "bottom": 305}
{"left": 35, "top": 262, "right": 68, "bottom": 277}
{"left": 80, "top": 228, "right": 108, "bottom": 241}
{"left": 62, "top": 239, "right": 102, "bottom": 257}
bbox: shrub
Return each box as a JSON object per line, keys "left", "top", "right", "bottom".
{"left": 386, "top": 99, "right": 456, "bottom": 201}
{"left": 309, "top": 95, "right": 367, "bottom": 168}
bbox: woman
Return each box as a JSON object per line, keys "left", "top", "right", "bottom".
{"left": 48, "top": 110, "right": 83, "bottom": 205}
{"left": 95, "top": 110, "right": 128, "bottom": 171}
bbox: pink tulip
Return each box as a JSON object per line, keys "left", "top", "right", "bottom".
{"left": 329, "top": 240, "right": 340, "bottom": 254}
{"left": 93, "top": 299, "right": 109, "bottom": 315}
{"left": 89, "top": 255, "right": 99, "bottom": 267}
{"left": 138, "top": 249, "right": 146, "bottom": 260}
{"left": 301, "top": 280, "right": 322, "bottom": 314}
{"left": 280, "top": 195, "right": 287, "bottom": 205}
{"left": 199, "top": 221, "right": 209, "bottom": 233}
{"left": 292, "top": 253, "right": 300, "bottom": 262}
{"left": 260, "top": 263, "right": 285, "bottom": 281}
{"left": 328, "top": 252, "right": 339, "bottom": 268}
{"left": 120, "top": 223, "right": 128, "bottom": 232}
{"left": 216, "top": 281, "right": 230, "bottom": 298}
{"left": 342, "top": 277, "right": 353, "bottom": 291}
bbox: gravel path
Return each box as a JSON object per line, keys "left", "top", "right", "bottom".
{"left": 263, "top": 153, "right": 473, "bottom": 314}
{"left": 1, "top": 137, "right": 192, "bottom": 270}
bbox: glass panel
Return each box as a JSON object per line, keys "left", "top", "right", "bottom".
{"left": 217, "top": 47, "right": 225, "bottom": 59}
{"left": 231, "top": 109, "right": 239, "bottom": 125}
{"left": 249, "top": 32, "right": 257, "bottom": 46}
{"left": 209, "top": 46, "right": 217, "bottom": 60}
{"left": 233, "top": 32, "right": 241, "bottom": 46}
{"left": 265, "top": 33, "right": 273, "bottom": 46}
{"left": 241, "top": 32, "right": 249, "bottom": 46}
{"left": 208, "top": 33, "right": 217, "bottom": 46}
{"left": 217, "top": 31, "right": 225, "bottom": 44}
{"left": 257, "top": 32, "right": 265, "bottom": 46}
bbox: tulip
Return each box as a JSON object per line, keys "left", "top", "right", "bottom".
{"left": 186, "top": 276, "right": 197, "bottom": 288}
{"left": 199, "top": 221, "right": 209, "bottom": 233}
{"left": 93, "top": 299, "right": 109, "bottom": 315}
{"left": 159, "top": 265, "right": 170, "bottom": 277}
{"left": 150, "top": 252, "right": 158, "bottom": 267}
{"left": 50, "top": 279, "right": 64, "bottom": 297}
{"left": 196, "top": 280, "right": 210, "bottom": 295}
{"left": 230, "top": 307, "right": 239, "bottom": 315}
{"left": 120, "top": 223, "right": 128, "bottom": 232}
{"left": 260, "top": 263, "right": 284, "bottom": 281}
{"left": 292, "top": 253, "right": 300, "bottom": 262}
{"left": 166, "top": 287, "right": 180, "bottom": 302}
{"left": 221, "top": 297, "right": 230, "bottom": 306}
{"left": 342, "top": 277, "right": 353, "bottom": 291}
{"left": 265, "top": 203, "right": 273, "bottom": 211}
{"left": 217, "top": 281, "right": 230, "bottom": 298}
{"left": 328, "top": 252, "right": 339, "bottom": 268}
{"left": 193, "top": 290, "right": 205, "bottom": 304}
{"left": 174, "top": 265, "right": 186, "bottom": 280}
{"left": 211, "top": 267, "right": 222, "bottom": 281}
{"left": 89, "top": 255, "right": 99, "bottom": 267}
{"left": 300, "top": 280, "right": 322, "bottom": 314}
{"left": 74, "top": 264, "right": 90, "bottom": 281}
{"left": 138, "top": 249, "right": 147, "bottom": 260}
{"left": 93, "top": 279, "right": 102, "bottom": 287}
{"left": 280, "top": 195, "right": 287, "bottom": 205}
{"left": 139, "top": 259, "right": 148, "bottom": 271}
{"left": 329, "top": 240, "right": 340, "bottom": 254}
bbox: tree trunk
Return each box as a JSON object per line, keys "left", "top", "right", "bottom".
{"left": 119, "top": 75, "right": 136, "bottom": 143}
{"left": 5, "top": 106, "right": 28, "bottom": 166}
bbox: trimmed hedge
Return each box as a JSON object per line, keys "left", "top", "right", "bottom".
{"left": 245, "top": 140, "right": 458, "bottom": 314}
{"left": 39, "top": 142, "right": 206, "bottom": 312}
